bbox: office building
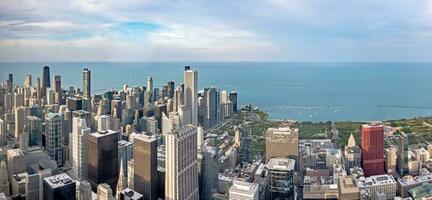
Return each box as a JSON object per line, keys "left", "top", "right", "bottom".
{"left": 265, "top": 127, "right": 299, "bottom": 163}
{"left": 42, "top": 66, "right": 50, "bottom": 97}
{"left": 228, "top": 180, "right": 259, "bottom": 200}
{"left": 184, "top": 66, "right": 198, "bottom": 126}
{"left": 344, "top": 133, "right": 361, "bottom": 170}
{"left": 7, "top": 149, "right": 26, "bottom": 183}
{"left": 229, "top": 91, "right": 237, "bottom": 113}
{"left": 267, "top": 158, "right": 295, "bottom": 199}
{"left": 53, "top": 75, "right": 61, "bottom": 93}
{"left": 45, "top": 113, "right": 63, "bottom": 166}
{"left": 27, "top": 116, "right": 42, "bottom": 146}
{"left": 361, "top": 124, "right": 384, "bottom": 177}
{"left": 88, "top": 129, "right": 119, "bottom": 190}
{"left": 98, "top": 115, "right": 111, "bottom": 132}
{"left": 14, "top": 106, "right": 28, "bottom": 140}
{"left": 203, "top": 87, "right": 218, "bottom": 128}
{"left": 43, "top": 173, "right": 76, "bottom": 200}
{"left": 71, "top": 117, "right": 91, "bottom": 181}
{"left": 134, "top": 134, "right": 157, "bottom": 200}
{"left": 118, "top": 140, "right": 133, "bottom": 177}
{"left": 79, "top": 180, "right": 92, "bottom": 200}
{"left": 165, "top": 125, "right": 199, "bottom": 200}
{"left": 397, "top": 133, "right": 409, "bottom": 176}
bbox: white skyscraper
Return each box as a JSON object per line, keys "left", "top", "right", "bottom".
{"left": 165, "top": 125, "right": 199, "bottom": 200}
{"left": 0, "top": 161, "right": 10, "bottom": 196}
{"left": 97, "top": 115, "right": 111, "bottom": 132}
{"left": 45, "top": 113, "right": 63, "bottom": 166}
{"left": 229, "top": 180, "right": 259, "bottom": 200}
{"left": 71, "top": 117, "right": 91, "bottom": 181}
{"left": 184, "top": 66, "right": 198, "bottom": 126}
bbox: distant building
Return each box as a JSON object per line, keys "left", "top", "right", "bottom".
{"left": 83, "top": 68, "right": 91, "bottom": 100}
{"left": 229, "top": 180, "right": 258, "bottom": 200}
{"left": 184, "top": 66, "right": 199, "bottom": 126}
{"left": 267, "top": 158, "right": 295, "bottom": 199}
{"left": 361, "top": 124, "right": 384, "bottom": 176}
{"left": 43, "top": 173, "right": 76, "bottom": 200}
{"left": 229, "top": 91, "right": 237, "bottom": 113}
{"left": 42, "top": 66, "right": 50, "bottom": 97}
{"left": 265, "top": 127, "right": 299, "bottom": 164}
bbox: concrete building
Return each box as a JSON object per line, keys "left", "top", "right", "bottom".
{"left": 338, "top": 176, "right": 360, "bottom": 200}
{"left": 88, "top": 130, "right": 119, "bottom": 191}
{"left": 165, "top": 125, "right": 199, "bottom": 200}
{"left": 45, "top": 112, "right": 63, "bottom": 166}
{"left": 120, "top": 188, "right": 144, "bottom": 200}
{"left": 228, "top": 180, "right": 258, "bottom": 200}
{"left": 43, "top": 173, "right": 76, "bottom": 200}
{"left": 356, "top": 174, "right": 396, "bottom": 200}
{"left": 265, "top": 127, "right": 299, "bottom": 163}
{"left": 385, "top": 146, "right": 397, "bottom": 175}
{"left": 134, "top": 134, "right": 157, "bottom": 200}
{"left": 97, "top": 115, "right": 111, "bottom": 132}
{"left": 267, "top": 158, "right": 295, "bottom": 199}
{"left": 344, "top": 133, "right": 361, "bottom": 170}
{"left": 0, "top": 161, "right": 10, "bottom": 197}
{"left": 7, "top": 149, "right": 26, "bottom": 183}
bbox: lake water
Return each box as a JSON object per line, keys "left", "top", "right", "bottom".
{"left": 1, "top": 62, "right": 432, "bottom": 122}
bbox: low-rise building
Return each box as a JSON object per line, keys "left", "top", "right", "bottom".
{"left": 356, "top": 174, "right": 396, "bottom": 200}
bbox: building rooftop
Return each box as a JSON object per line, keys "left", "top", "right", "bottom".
{"left": 399, "top": 174, "right": 432, "bottom": 187}
{"left": 229, "top": 180, "right": 258, "bottom": 194}
{"left": 44, "top": 173, "right": 74, "bottom": 189}
{"left": 90, "top": 129, "right": 118, "bottom": 138}
{"left": 266, "top": 127, "right": 298, "bottom": 135}
{"left": 46, "top": 112, "right": 61, "bottom": 118}
{"left": 339, "top": 176, "right": 360, "bottom": 194}
{"left": 267, "top": 158, "right": 295, "bottom": 171}
{"left": 121, "top": 188, "right": 143, "bottom": 199}
{"left": 356, "top": 174, "right": 396, "bottom": 188}
{"left": 134, "top": 134, "right": 157, "bottom": 143}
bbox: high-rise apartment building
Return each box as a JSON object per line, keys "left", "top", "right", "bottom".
{"left": 45, "top": 113, "right": 63, "bottom": 166}
{"left": 83, "top": 68, "right": 91, "bottom": 99}
{"left": 134, "top": 134, "right": 157, "bottom": 200}
{"left": 165, "top": 125, "right": 199, "bottom": 200}
{"left": 267, "top": 158, "right": 295, "bottom": 199}
{"left": 361, "top": 124, "right": 384, "bottom": 177}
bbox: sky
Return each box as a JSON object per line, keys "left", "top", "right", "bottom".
{"left": 0, "top": 0, "right": 432, "bottom": 62}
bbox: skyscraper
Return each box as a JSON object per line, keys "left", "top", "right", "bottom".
{"left": 43, "top": 173, "right": 76, "bottom": 200}
{"left": 42, "top": 66, "right": 50, "bottom": 97}
{"left": 203, "top": 87, "right": 218, "bottom": 128}
{"left": 71, "top": 117, "right": 91, "bottom": 181}
{"left": 45, "top": 113, "right": 63, "bottom": 166}
{"left": 147, "top": 77, "right": 153, "bottom": 103}
{"left": 265, "top": 127, "right": 299, "bottom": 163}
{"left": 83, "top": 68, "right": 91, "bottom": 99}
{"left": 184, "top": 66, "right": 198, "bottom": 126}
{"left": 229, "top": 180, "right": 259, "bottom": 200}
{"left": 134, "top": 134, "right": 157, "bottom": 200}
{"left": 88, "top": 129, "right": 119, "bottom": 191}
{"left": 53, "top": 75, "right": 61, "bottom": 93}
{"left": 229, "top": 91, "right": 237, "bottom": 113}
{"left": 361, "top": 124, "right": 385, "bottom": 177}
{"left": 267, "top": 158, "right": 295, "bottom": 199}
{"left": 165, "top": 125, "right": 199, "bottom": 200}
{"left": 0, "top": 161, "right": 10, "bottom": 197}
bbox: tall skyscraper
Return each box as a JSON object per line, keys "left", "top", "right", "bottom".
{"left": 14, "top": 106, "right": 28, "bottom": 140}
{"left": 165, "top": 125, "right": 199, "bottom": 200}
{"left": 184, "top": 66, "right": 198, "bottom": 126}
{"left": 71, "top": 117, "right": 91, "bottom": 181}
{"left": 42, "top": 66, "right": 50, "bottom": 97}
{"left": 116, "top": 160, "right": 127, "bottom": 200}
{"left": 53, "top": 75, "right": 61, "bottom": 93}
{"left": 43, "top": 173, "right": 76, "bottom": 200}
{"left": 83, "top": 68, "right": 91, "bottom": 99}
{"left": 7, "top": 73, "right": 13, "bottom": 93}
{"left": 397, "top": 133, "right": 409, "bottom": 176}
{"left": 45, "top": 113, "right": 63, "bottom": 166}
{"left": 229, "top": 91, "right": 237, "bottom": 113}
{"left": 88, "top": 129, "right": 119, "bottom": 191}
{"left": 203, "top": 87, "right": 218, "bottom": 128}
{"left": 147, "top": 77, "right": 153, "bottom": 103}
{"left": 361, "top": 124, "right": 385, "bottom": 177}
{"left": 134, "top": 134, "right": 157, "bottom": 200}
{"left": 267, "top": 158, "right": 295, "bottom": 199}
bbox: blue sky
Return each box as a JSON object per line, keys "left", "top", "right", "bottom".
{"left": 0, "top": 0, "right": 432, "bottom": 62}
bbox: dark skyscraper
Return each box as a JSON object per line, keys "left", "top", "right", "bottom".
{"left": 7, "top": 73, "right": 13, "bottom": 93}
{"left": 53, "top": 75, "right": 61, "bottom": 92}
{"left": 88, "top": 129, "right": 119, "bottom": 191}
{"left": 43, "top": 173, "right": 76, "bottom": 200}
{"left": 203, "top": 87, "right": 218, "bottom": 128}
{"left": 42, "top": 65, "right": 51, "bottom": 97}
{"left": 134, "top": 134, "right": 157, "bottom": 200}
{"left": 167, "top": 81, "right": 175, "bottom": 98}
{"left": 229, "top": 91, "right": 237, "bottom": 112}
{"left": 361, "top": 124, "right": 385, "bottom": 177}
{"left": 83, "top": 68, "right": 91, "bottom": 99}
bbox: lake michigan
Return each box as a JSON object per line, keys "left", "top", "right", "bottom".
{"left": 1, "top": 62, "right": 432, "bottom": 122}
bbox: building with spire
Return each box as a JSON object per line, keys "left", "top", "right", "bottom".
{"left": 116, "top": 159, "right": 126, "bottom": 200}
{"left": 0, "top": 161, "right": 10, "bottom": 197}
{"left": 344, "top": 133, "right": 361, "bottom": 170}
